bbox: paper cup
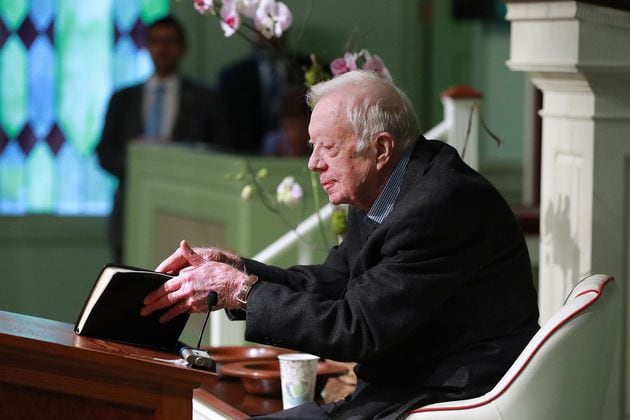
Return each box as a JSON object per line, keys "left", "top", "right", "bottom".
{"left": 277, "top": 353, "right": 319, "bottom": 409}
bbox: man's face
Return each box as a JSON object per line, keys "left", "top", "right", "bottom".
{"left": 307, "top": 92, "right": 381, "bottom": 210}
{"left": 147, "top": 25, "right": 185, "bottom": 77}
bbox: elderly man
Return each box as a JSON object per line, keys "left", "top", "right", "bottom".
{"left": 142, "top": 71, "right": 539, "bottom": 419}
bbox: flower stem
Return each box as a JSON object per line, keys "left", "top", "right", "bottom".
{"left": 245, "top": 161, "right": 328, "bottom": 252}
{"left": 245, "top": 160, "right": 278, "bottom": 214}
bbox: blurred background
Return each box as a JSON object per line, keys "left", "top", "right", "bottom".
{"left": 0, "top": 0, "right": 535, "bottom": 322}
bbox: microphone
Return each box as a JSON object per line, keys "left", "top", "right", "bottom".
{"left": 179, "top": 345, "right": 214, "bottom": 370}
{"left": 196, "top": 291, "right": 218, "bottom": 348}
{"left": 207, "top": 291, "right": 218, "bottom": 308}
{"left": 177, "top": 291, "right": 218, "bottom": 370}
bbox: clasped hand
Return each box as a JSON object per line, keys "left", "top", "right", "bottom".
{"left": 140, "top": 240, "right": 247, "bottom": 323}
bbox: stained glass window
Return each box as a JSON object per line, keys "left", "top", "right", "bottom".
{"left": 0, "top": 0, "right": 169, "bottom": 215}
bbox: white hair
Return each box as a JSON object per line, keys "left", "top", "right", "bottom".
{"left": 306, "top": 70, "right": 420, "bottom": 153}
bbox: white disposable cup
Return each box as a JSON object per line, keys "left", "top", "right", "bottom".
{"left": 277, "top": 353, "right": 319, "bottom": 409}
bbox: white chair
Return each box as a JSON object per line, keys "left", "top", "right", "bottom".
{"left": 407, "top": 274, "right": 620, "bottom": 420}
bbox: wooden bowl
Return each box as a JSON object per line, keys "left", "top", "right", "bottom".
{"left": 219, "top": 359, "right": 348, "bottom": 397}
{"left": 202, "top": 346, "right": 293, "bottom": 374}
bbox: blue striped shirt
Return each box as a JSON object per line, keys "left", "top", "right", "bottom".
{"left": 366, "top": 147, "right": 413, "bottom": 224}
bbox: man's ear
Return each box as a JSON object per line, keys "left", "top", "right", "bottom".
{"left": 374, "top": 132, "right": 395, "bottom": 170}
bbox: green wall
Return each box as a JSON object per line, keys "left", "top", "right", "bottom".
{"left": 0, "top": 216, "right": 110, "bottom": 323}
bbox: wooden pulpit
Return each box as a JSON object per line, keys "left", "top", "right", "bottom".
{"left": 0, "top": 310, "right": 216, "bottom": 419}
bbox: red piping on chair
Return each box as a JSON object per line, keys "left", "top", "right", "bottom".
{"left": 409, "top": 277, "right": 612, "bottom": 415}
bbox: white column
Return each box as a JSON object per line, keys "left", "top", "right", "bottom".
{"left": 506, "top": 2, "right": 630, "bottom": 418}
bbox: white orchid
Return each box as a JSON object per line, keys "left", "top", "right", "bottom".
{"left": 254, "top": 0, "right": 292, "bottom": 39}
{"left": 234, "top": 168, "right": 302, "bottom": 209}
{"left": 240, "top": 184, "right": 254, "bottom": 201}
{"left": 276, "top": 176, "right": 303, "bottom": 208}
{"left": 238, "top": 0, "right": 260, "bottom": 19}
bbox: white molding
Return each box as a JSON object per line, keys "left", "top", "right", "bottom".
{"left": 507, "top": 1, "right": 630, "bottom": 30}
{"left": 507, "top": 62, "right": 630, "bottom": 74}
{"left": 539, "top": 111, "right": 630, "bottom": 121}
{"left": 193, "top": 397, "right": 232, "bottom": 420}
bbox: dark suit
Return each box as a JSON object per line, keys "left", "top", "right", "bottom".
{"left": 218, "top": 51, "right": 308, "bottom": 154}
{"left": 238, "top": 139, "right": 539, "bottom": 418}
{"left": 218, "top": 56, "right": 268, "bottom": 153}
{"left": 96, "top": 77, "right": 228, "bottom": 262}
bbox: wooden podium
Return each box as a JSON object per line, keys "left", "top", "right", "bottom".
{"left": 0, "top": 310, "right": 216, "bottom": 419}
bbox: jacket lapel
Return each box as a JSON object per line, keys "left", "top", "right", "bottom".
{"left": 396, "top": 136, "right": 436, "bottom": 201}
{"left": 345, "top": 138, "right": 439, "bottom": 278}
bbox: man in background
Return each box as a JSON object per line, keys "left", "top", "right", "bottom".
{"left": 97, "top": 15, "right": 228, "bottom": 263}
{"left": 217, "top": 32, "right": 309, "bottom": 154}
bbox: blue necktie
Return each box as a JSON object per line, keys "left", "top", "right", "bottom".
{"left": 145, "top": 83, "right": 165, "bottom": 137}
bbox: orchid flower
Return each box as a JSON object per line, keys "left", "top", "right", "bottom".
{"left": 220, "top": 0, "right": 240, "bottom": 37}
{"left": 276, "top": 176, "right": 303, "bottom": 208}
{"left": 254, "top": 0, "right": 292, "bottom": 39}
{"left": 241, "top": 184, "right": 254, "bottom": 201}
{"left": 194, "top": 0, "right": 216, "bottom": 14}
{"left": 330, "top": 52, "right": 359, "bottom": 77}
{"left": 363, "top": 53, "right": 393, "bottom": 82}
{"left": 330, "top": 49, "right": 392, "bottom": 82}
{"left": 193, "top": 0, "right": 291, "bottom": 39}
{"left": 238, "top": 0, "right": 260, "bottom": 19}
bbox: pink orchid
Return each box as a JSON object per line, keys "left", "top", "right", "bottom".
{"left": 344, "top": 52, "right": 359, "bottom": 70}
{"left": 255, "top": 0, "right": 292, "bottom": 39}
{"left": 330, "top": 49, "right": 392, "bottom": 81}
{"left": 329, "top": 58, "right": 349, "bottom": 77}
{"left": 193, "top": 0, "right": 216, "bottom": 14}
{"left": 363, "top": 54, "right": 393, "bottom": 81}
{"left": 220, "top": 0, "right": 240, "bottom": 37}
{"left": 330, "top": 52, "right": 358, "bottom": 77}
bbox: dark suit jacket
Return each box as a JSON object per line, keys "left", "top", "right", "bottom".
{"left": 96, "top": 77, "right": 229, "bottom": 260}
{"left": 238, "top": 139, "right": 539, "bottom": 418}
{"left": 218, "top": 56, "right": 267, "bottom": 154}
{"left": 217, "top": 52, "right": 308, "bottom": 154}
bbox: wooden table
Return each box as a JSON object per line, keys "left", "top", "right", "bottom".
{"left": 0, "top": 311, "right": 330, "bottom": 420}
{"left": 0, "top": 310, "right": 216, "bottom": 419}
{"left": 0, "top": 310, "right": 292, "bottom": 419}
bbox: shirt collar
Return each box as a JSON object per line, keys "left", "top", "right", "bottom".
{"left": 366, "top": 147, "right": 412, "bottom": 224}
{"left": 146, "top": 75, "right": 179, "bottom": 90}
